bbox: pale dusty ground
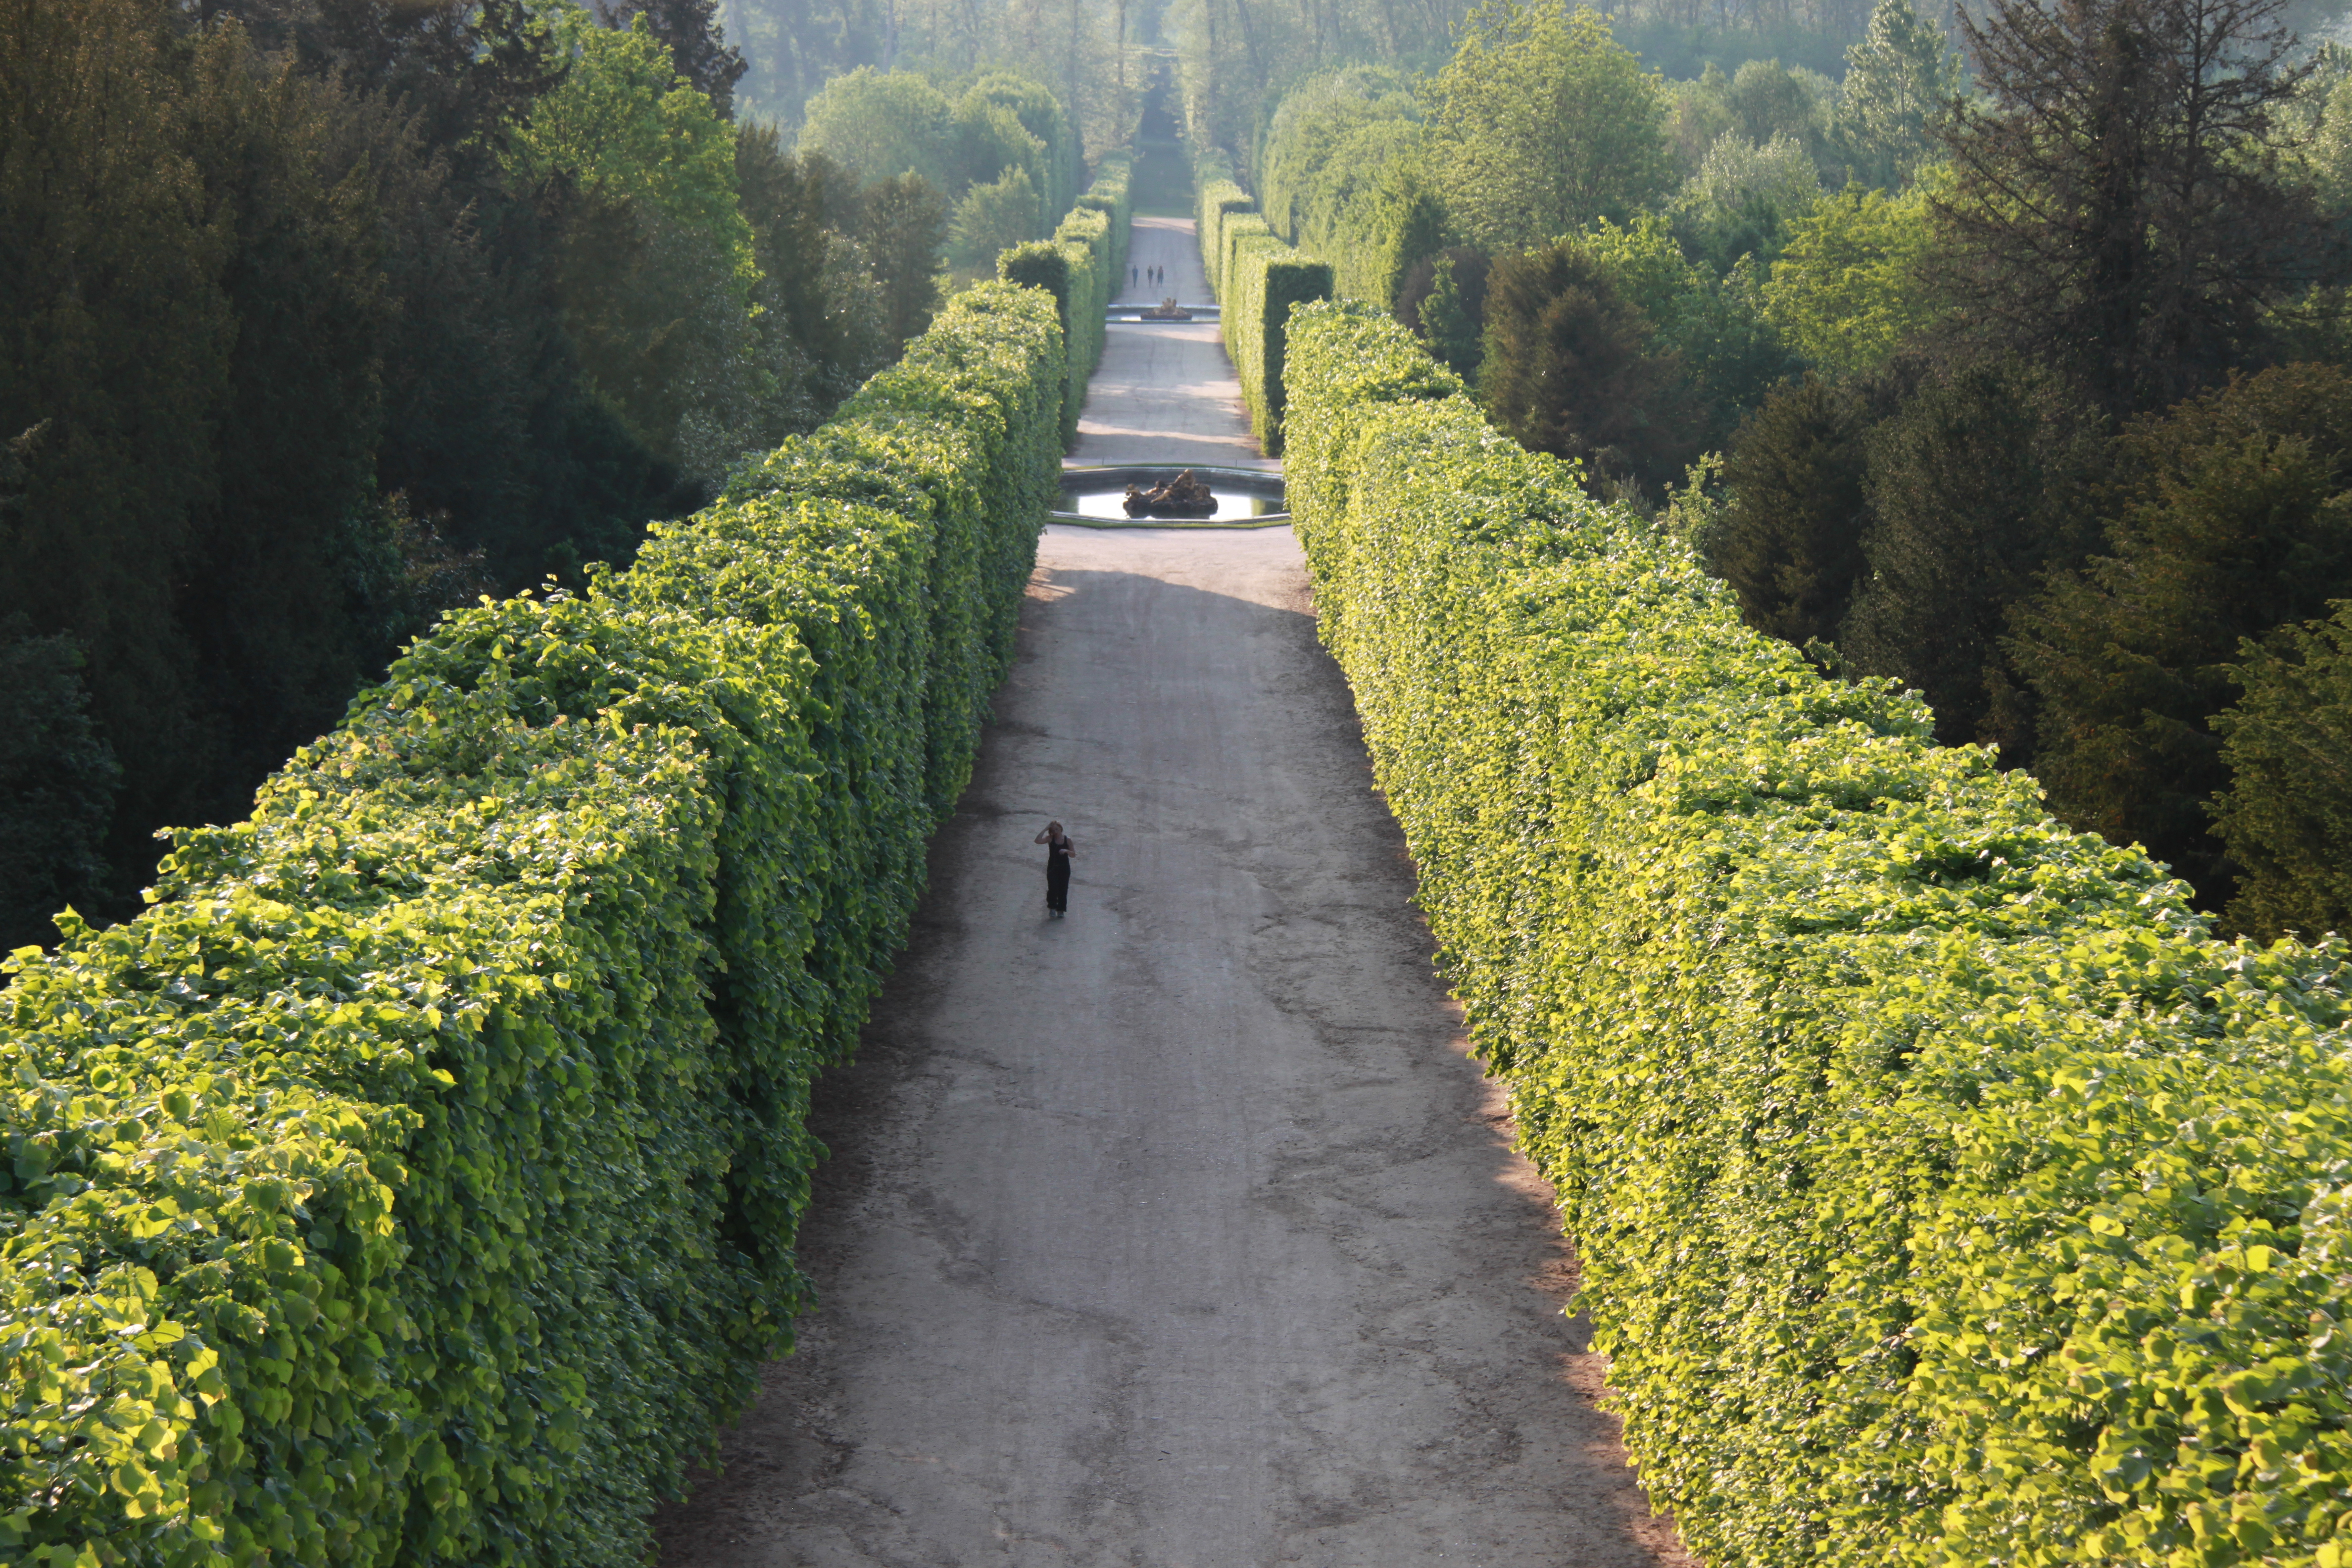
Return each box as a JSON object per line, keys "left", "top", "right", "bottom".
{"left": 651, "top": 216, "right": 1690, "bottom": 1568}
{"left": 1078, "top": 216, "right": 1272, "bottom": 472}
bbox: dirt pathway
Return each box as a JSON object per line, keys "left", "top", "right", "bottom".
{"left": 653, "top": 222, "right": 1688, "bottom": 1568}
{"left": 1077, "top": 216, "right": 1267, "bottom": 471}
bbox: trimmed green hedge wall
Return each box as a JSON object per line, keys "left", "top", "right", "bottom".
{"left": 1194, "top": 150, "right": 1252, "bottom": 299}
{"left": 999, "top": 150, "right": 1130, "bottom": 448}
{"left": 1285, "top": 298, "right": 2352, "bottom": 1568}
{"left": 1191, "top": 149, "right": 1330, "bottom": 456}
{"left": 0, "top": 282, "right": 1064, "bottom": 1568}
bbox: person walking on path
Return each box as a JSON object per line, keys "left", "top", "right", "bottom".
{"left": 1035, "top": 821, "right": 1076, "bottom": 918}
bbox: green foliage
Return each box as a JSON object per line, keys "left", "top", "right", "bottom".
{"left": 952, "top": 165, "right": 1043, "bottom": 268}
{"left": 955, "top": 73, "right": 1080, "bottom": 220}
{"left": 796, "top": 66, "right": 1083, "bottom": 221}
{"left": 735, "top": 129, "right": 893, "bottom": 424}
{"left": 1579, "top": 211, "right": 1796, "bottom": 445}
{"left": 1712, "top": 373, "right": 1877, "bottom": 647}
{"left": 1284, "top": 294, "right": 2352, "bottom": 1568}
{"left": 1192, "top": 148, "right": 1254, "bottom": 297}
{"left": 0, "top": 280, "right": 1066, "bottom": 1566}
{"left": 1478, "top": 239, "right": 1698, "bottom": 494}
{"left": 2010, "top": 362, "right": 2352, "bottom": 905}
{"left": 1843, "top": 355, "right": 2105, "bottom": 747}
{"left": 1832, "top": 0, "right": 1965, "bottom": 189}
{"left": 997, "top": 150, "right": 1130, "bottom": 446}
{"left": 1250, "top": 66, "right": 1439, "bottom": 306}
{"left": 1668, "top": 129, "right": 1821, "bottom": 273}
{"left": 797, "top": 67, "right": 960, "bottom": 192}
{"left": 860, "top": 172, "right": 951, "bottom": 351}
{"left": 1418, "top": 254, "right": 1485, "bottom": 380}
{"left": 1762, "top": 181, "right": 1940, "bottom": 374}
{"left": 1421, "top": 0, "right": 1674, "bottom": 251}
{"left": 0, "top": 620, "right": 121, "bottom": 953}
{"left": 506, "top": 1, "right": 757, "bottom": 292}
{"left": 2212, "top": 603, "right": 2352, "bottom": 941}
{"left": 508, "top": 6, "right": 779, "bottom": 479}
{"left": 1194, "top": 165, "right": 1333, "bottom": 454}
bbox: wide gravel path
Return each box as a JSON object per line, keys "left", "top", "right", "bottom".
{"left": 653, "top": 220, "right": 1687, "bottom": 1568}
{"left": 1077, "top": 215, "right": 1270, "bottom": 471}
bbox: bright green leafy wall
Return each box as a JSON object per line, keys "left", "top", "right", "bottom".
{"left": 999, "top": 151, "right": 1130, "bottom": 447}
{"left": 1192, "top": 151, "right": 1331, "bottom": 456}
{"left": 0, "top": 281, "right": 1064, "bottom": 1568}
{"left": 1284, "top": 298, "right": 2352, "bottom": 1568}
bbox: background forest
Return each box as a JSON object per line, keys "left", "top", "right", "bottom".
{"left": 0, "top": 0, "right": 1111, "bottom": 950}
{"left": 18, "top": 0, "right": 2352, "bottom": 956}
{"left": 1188, "top": 0, "right": 2352, "bottom": 945}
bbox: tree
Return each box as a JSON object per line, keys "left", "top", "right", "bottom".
{"left": 1422, "top": 0, "right": 1674, "bottom": 251}
{"left": 1841, "top": 357, "right": 2105, "bottom": 746}
{"left": 1480, "top": 239, "right": 1699, "bottom": 495}
{"left": 1834, "top": 0, "right": 1966, "bottom": 189}
{"left": 736, "top": 131, "right": 888, "bottom": 416}
{"left": 508, "top": 2, "right": 772, "bottom": 489}
{"left": 1, "top": 0, "right": 232, "bottom": 894}
{"left": 859, "top": 171, "right": 948, "bottom": 349}
{"left": 1763, "top": 183, "right": 1941, "bottom": 374}
{"left": 799, "top": 66, "right": 958, "bottom": 192}
{"left": 950, "top": 164, "right": 1041, "bottom": 267}
{"left": 1670, "top": 131, "right": 1823, "bottom": 273}
{"left": 1712, "top": 376, "right": 1881, "bottom": 649}
{"left": 0, "top": 617, "right": 121, "bottom": 952}
{"left": 1720, "top": 58, "right": 1835, "bottom": 171}
{"left": 177, "top": 28, "right": 410, "bottom": 826}
{"left": 600, "top": 0, "right": 746, "bottom": 115}
{"left": 1416, "top": 251, "right": 1490, "bottom": 380}
{"left": 956, "top": 72, "right": 1078, "bottom": 216}
{"left": 2009, "top": 362, "right": 2352, "bottom": 901}
{"left": 1581, "top": 212, "right": 1798, "bottom": 447}
{"left": 1940, "top": 0, "right": 2334, "bottom": 418}
{"left": 2209, "top": 602, "right": 2352, "bottom": 939}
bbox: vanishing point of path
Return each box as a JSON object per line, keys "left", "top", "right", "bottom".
{"left": 654, "top": 218, "right": 1688, "bottom": 1568}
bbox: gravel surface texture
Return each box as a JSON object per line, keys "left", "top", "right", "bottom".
{"left": 1076, "top": 216, "right": 1272, "bottom": 471}
{"left": 652, "top": 526, "right": 1690, "bottom": 1567}
{"left": 654, "top": 212, "right": 1687, "bottom": 1567}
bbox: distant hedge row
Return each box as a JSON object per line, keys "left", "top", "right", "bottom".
{"left": 0, "top": 280, "right": 1065, "bottom": 1567}
{"left": 1285, "top": 299, "right": 2352, "bottom": 1568}
{"left": 1192, "top": 148, "right": 1329, "bottom": 456}
{"left": 1000, "top": 150, "right": 1131, "bottom": 447}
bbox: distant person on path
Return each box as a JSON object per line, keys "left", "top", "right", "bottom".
{"left": 1035, "top": 821, "right": 1076, "bottom": 918}
{"left": 1131, "top": 265, "right": 1138, "bottom": 288}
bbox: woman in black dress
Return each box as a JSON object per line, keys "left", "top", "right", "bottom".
{"left": 1034, "top": 821, "right": 1076, "bottom": 918}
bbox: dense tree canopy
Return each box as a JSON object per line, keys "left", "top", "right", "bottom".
{"left": 1423, "top": 0, "right": 1675, "bottom": 250}
{"left": 0, "top": 0, "right": 1089, "bottom": 947}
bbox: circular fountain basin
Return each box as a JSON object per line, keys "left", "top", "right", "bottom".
{"left": 1053, "top": 465, "right": 1289, "bottom": 528}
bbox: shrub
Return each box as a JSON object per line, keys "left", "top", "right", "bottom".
{"left": 999, "top": 151, "right": 1130, "bottom": 447}
{"left": 1285, "top": 296, "right": 2352, "bottom": 1568}
{"left": 1192, "top": 147, "right": 1253, "bottom": 297}
{"left": 1192, "top": 151, "right": 1333, "bottom": 455}
{"left": 0, "top": 281, "right": 1065, "bottom": 1567}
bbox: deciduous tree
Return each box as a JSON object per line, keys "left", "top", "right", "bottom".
{"left": 1422, "top": 0, "right": 1674, "bottom": 251}
{"left": 1940, "top": 0, "right": 2333, "bottom": 417}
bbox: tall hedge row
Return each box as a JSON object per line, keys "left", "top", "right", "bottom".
{"left": 999, "top": 150, "right": 1131, "bottom": 447}
{"left": 1191, "top": 148, "right": 1330, "bottom": 456}
{"left": 1284, "top": 298, "right": 2352, "bottom": 1568}
{"left": 0, "top": 281, "right": 1065, "bottom": 1568}
{"left": 1193, "top": 148, "right": 1253, "bottom": 298}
